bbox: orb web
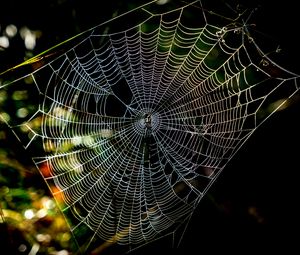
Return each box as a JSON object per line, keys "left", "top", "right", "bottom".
{"left": 0, "top": 0, "right": 299, "bottom": 253}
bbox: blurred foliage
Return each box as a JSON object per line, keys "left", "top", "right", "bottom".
{"left": 0, "top": 1, "right": 124, "bottom": 254}
{"left": 0, "top": 151, "right": 74, "bottom": 254}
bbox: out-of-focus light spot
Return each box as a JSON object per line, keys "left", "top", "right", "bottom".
{"left": 0, "top": 36, "right": 9, "bottom": 48}
{"left": 24, "top": 209, "right": 35, "bottom": 219}
{"left": 56, "top": 140, "right": 73, "bottom": 152}
{"left": 18, "top": 244, "right": 27, "bottom": 252}
{"left": 25, "top": 33, "right": 36, "bottom": 50}
{"left": 17, "top": 107, "right": 29, "bottom": 118}
{"left": 19, "top": 26, "right": 37, "bottom": 50}
{"left": 36, "top": 233, "right": 51, "bottom": 243}
{"left": 3, "top": 209, "right": 23, "bottom": 221}
{"left": 72, "top": 135, "right": 95, "bottom": 147}
{"left": 24, "top": 76, "right": 34, "bottom": 84}
{"left": 56, "top": 250, "right": 69, "bottom": 255}
{"left": 100, "top": 129, "right": 113, "bottom": 138}
{"left": 19, "top": 26, "right": 30, "bottom": 39}
{"left": 1, "top": 186, "right": 9, "bottom": 194}
{"left": 61, "top": 233, "right": 71, "bottom": 242}
{"left": 0, "top": 112, "right": 11, "bottom": 123}
{"left": 36, "top": 234, "right": 46, "bottom": 242}
{"left": 36, "top": 208, "right": 47, "bottom": 218}
{"left": 0, "top": 90, "right": 7, "bottom": 103}
{"left": 30, "top": 116, "right": 42, "bottom": 129}
{"left": 72, "top": 136, "right": 82, "bottom": 146}
{"left": 42, "top": 197, "right": 56, "bottom": 210}
{"left": 12, "top": 90, "right": 28, "bottom": 100}
{"left": 5, "top": 24, "right": 18, "bottom": 38}
{"left": 83, "top": 135, "right": 94, "bottom": 146}
{"left": 28, "top": 243, "right": 40, "bottom": 255}
{"left": 156, "top": 0, "right": 170, "bottom": 5}
{"left": 20, "top": 124, "right": 30, "bottom": 133}
{"left": 52, "top": 107, "right": 71, "bottom": 119}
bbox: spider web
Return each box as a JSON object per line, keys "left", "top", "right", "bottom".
{"left": 0, "top": 0, "right": 299, "bottom": 254}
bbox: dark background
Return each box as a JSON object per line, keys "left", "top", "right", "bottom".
{"left": 1, "top": 0, "right": 299, "bottom": 254}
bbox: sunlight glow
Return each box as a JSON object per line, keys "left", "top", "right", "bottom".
{"left": 5, "top": 24, "right": 18, "bottom": 38}
{"left": 19, "top": 27, "right": 37, "bottom": 50}
{"left": 0, "top": 36, "right": 9, "bottom": 48}
{"left": 24, "top": 209, "right": 35, "bottom": 219}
